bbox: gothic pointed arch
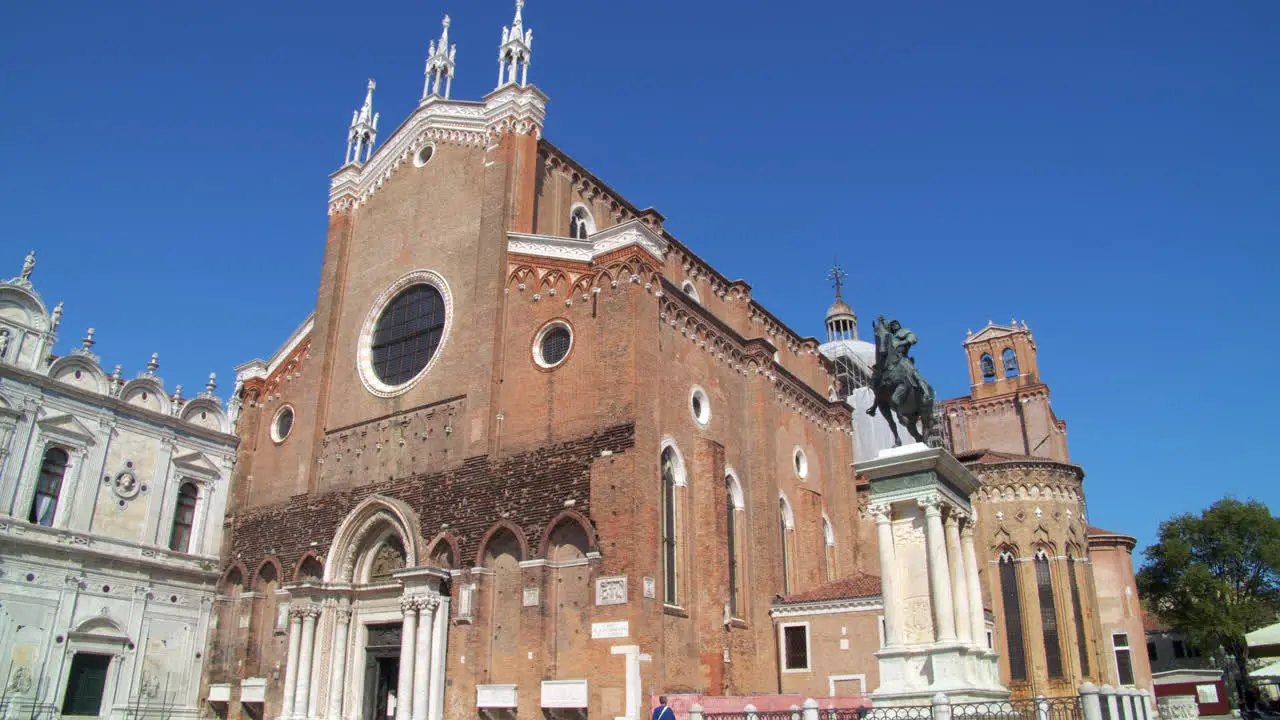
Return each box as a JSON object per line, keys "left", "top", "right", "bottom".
{"left": 294, "top": 553, "right": 324, "bottom": 582}
{"left": 536, "top": 510, "right": 597, "bottom": 559}
{"left": 424, "top": 533, "right": 461, "bottom": 571}
{"left": 325, "top": 494, "right": 422, "bottom": 583}
{"left": 219, "top": 562, "right": 248, "bottom": 591}
{"left": 475, "top": 519, "right": 529, "bottom": 567}
{"left": 252, "top": 557, "right": 284, "bottom": 588}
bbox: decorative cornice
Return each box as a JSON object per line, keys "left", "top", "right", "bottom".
{"left": 235, "top": 313, "right": 315, "bottom": 385}
{"left": 508, "top": 219, "right": 667, "bottom": 265}
{"left": 329, "top": 86, "right": 548, "bottom": 215}
{"left": 770, "top": 595, "right": 883, "bottom": 618}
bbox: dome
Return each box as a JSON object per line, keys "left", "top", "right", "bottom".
{"left": 825, "top": 297, "right": 855, "bottom": 321}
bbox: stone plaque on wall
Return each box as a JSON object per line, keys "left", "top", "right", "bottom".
{"left": 595, "top": 576, "right": 627, "bottom": 606}
{"left": 642, "top": 577, "right": 655, "bottom": 599}
{"left": 541, "top": 680, "right": 589, "bottom": 708}
{"left": 590, "top": 621, "right": 629, "bottom": 639}
{"left": 523, "top": 587, "right": 539, "bottom": 607}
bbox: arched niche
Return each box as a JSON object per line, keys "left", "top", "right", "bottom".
{"left": 326, "top": 495, "right": 421, "bottom": 584}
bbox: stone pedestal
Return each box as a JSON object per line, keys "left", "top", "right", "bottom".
{"left": 857, "top": 443, "right": 1008, "bottom": 705}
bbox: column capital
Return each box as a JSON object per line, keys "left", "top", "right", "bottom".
{"left": 868, "top": 503, "right": 893, "bottom": 523}
{"left": 290, "top": 603, "right": 322, "bottom": 619}
{"left": 917, "top": 494, "right": 942, "bottom": 516}
{"left": 333, "top": 606, "right": 354, "bottom": 621}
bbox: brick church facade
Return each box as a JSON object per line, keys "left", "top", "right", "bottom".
{"left": 202, "top": 5, "right": 1152, "bottom": 720}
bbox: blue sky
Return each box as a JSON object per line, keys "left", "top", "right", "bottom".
{"left": 2, "top": 1, "right": 1277, "bottom": 554}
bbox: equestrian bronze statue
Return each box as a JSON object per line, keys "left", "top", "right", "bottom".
{"left": 867, "top": 315, "right": 936, "bottom": 447}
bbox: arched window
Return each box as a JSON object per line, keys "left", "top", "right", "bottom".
{"left": 725, "top": 474, "right": 742, "bottom": 618}
{"left": 779, "top": 493, "right": 795, "bottom": 595}
{"left": 29, "top": 447, "right": 69, "bottom": 526}
{"left": 980, "top": 354, "right": 996, "bottom": 383}
{"left": 168, "top": 482, "right": 199, "bottom": 553}
{"left": 822, "top": 515, "right": 837, "bottom": 583}
{"left": 999, "top": 550, "right": 1028, "bottom": 682}
{"left": 569, "top": 206, "right": 593, "bottom": 240}
{"left": 1067, "top": 551, "right": 1091, "bottom": 676}
{"left": 1002, "top": 348, "right": 1019, "bottom": 378}
{"left": 661, "top": 447, "right": 680, "bottom": 605}
{"left": 1035, "top": 548, "right": 1064, "bottom": 678}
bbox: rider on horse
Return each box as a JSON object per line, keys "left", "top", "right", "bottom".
{"left": 868, "top": 315, "right": 935, "bottom": 446}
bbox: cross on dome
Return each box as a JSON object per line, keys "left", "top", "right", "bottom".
{"left": 423, "top": 15, "right": 457, "bottom": 102}
{"left": 497, "top": 0, "right": 533, "bottom": 88}
{"left": 827, "top": 261, "right": 848, "bottom": 300}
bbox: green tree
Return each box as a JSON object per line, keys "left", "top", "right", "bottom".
{"left": 1137, "top": 497, "right": 1280, "bottom": 702}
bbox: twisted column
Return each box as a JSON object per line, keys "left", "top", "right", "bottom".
{"left": 412, "top": 598, "right": 438, "bottom": 720}
{"left": 326, "top": 606, "right": 353, "bottom": 720}
{"left": 396, "top": 597, "right": 419, "bottom": 720}
{"left": 945, "top": 511, "right": 973, "bottom": 644}
{"left": 870, "top": 504, "right": 903, "bottom": 647}
{"left": 920, "top": 496, "right": 957, "bottom": 643}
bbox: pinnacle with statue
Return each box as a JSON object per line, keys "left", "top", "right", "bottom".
{"left": 867, "top": 315, "right": 936, "bottom": 446}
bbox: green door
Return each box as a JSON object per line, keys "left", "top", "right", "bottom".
{"left": 62, "top": 653, "right": 111, "bottom": 716}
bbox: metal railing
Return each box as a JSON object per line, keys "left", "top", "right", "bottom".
{"left": 951, "top": 697, "right": 1082, "bottom": 720}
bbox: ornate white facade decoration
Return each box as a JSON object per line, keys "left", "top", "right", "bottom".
{"left": 345, "top": 79, "right": 380, "bottom": 166}
{"left": 0, "top": 253, "right": 238, "bottom": 720}
{"left": 507, "top": 219, "right": 669, "bottom": 264}
{"left": 423, "top": 16, "right": 457, "bottom": 101}
{"left": 496, "top": 0, "right": 532, "bottom": 89}
{"left": 355, "top": 269, "right": 455, "bottom": 399}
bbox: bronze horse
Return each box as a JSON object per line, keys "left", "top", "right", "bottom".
{"left": 867, "top": 316, "right": 936, "bottom": 447}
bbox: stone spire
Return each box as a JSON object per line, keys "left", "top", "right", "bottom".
{"left": 423, "top": 15, "right": 457, "bottom": 101}
{"left": 345, "top": 79, "right": 380, "bottom": 165}
{"left": 497, "top": 0, "right": 533, "bottom": 88}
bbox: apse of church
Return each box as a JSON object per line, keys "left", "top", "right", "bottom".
{"left": 208, "top": 5, "right": 862, "bottom": 720}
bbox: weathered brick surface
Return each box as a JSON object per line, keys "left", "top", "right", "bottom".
{"left": 228, "top": 422, "right": 634, "bottom": 576}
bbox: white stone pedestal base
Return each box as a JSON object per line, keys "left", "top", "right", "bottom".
{"left": 873, "top": 643, "right": 1008, "bottom": 706}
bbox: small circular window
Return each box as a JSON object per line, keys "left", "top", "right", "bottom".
{"left": 690, "top": 386, "right": 711, "bottom": 426}
{"left": 534, "top": 320, "right": 573, "bottom": 369}
{"left": 413, "top": 143, "right": 435, "bottom": 168}
{"left": 358, "top": 270, "right": 454, "bottom": 398}
{"left": 794, "top": 447, "right": 809, "bottom": 480}
{"left": 272, "top": 406, "right": 295, "bottom": 443}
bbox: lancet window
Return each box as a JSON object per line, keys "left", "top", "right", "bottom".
{"left": 999, "top": 550, "right": 1028, "bottom": 682}
{"left": 1035, "top": 548, "right": 1064, "bottom": 678}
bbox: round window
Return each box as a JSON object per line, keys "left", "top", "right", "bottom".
{"left": 272, "top": 406, "right": 295, "bottom": 443}
{"left": 534, "top": 320, "right": 573, "bottom": 368}
{"left": 690, "top": 386, "right": 711, "bottom": 426}
{"left": 794, "top": 447, "right": 809, "bottom": 480}
{"left": 357, "top": 271, "right": 454, "bottom": 398}
{"left": 413, "top": 143, "right": 435, "bottom": 168}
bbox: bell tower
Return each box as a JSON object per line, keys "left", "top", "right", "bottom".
{"left": 963, "top": 320, "right": 1040, "bottom": 400}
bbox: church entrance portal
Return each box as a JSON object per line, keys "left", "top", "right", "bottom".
{"left": 363, "top": 623, "right": 402, "bottom": 720}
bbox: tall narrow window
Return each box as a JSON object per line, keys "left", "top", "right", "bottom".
{"left": 1113, "top": 633, "right": 1135, "bottom": 686}
{"left": 1068, "top": 552, "right": 1091, "bottom": 676}
{"left": 725, "top": 475, "right": 739, "bottom": 618}
{"left": 779, "top": 495, "right": 794, "bottom": 595}
{"left": 168, "top": 482, "right": 199, "bottom": 553}
{"left": 1035, "top": 549, "right": 1064, "bottom": 678}
{"left": 29, "top": 446, "right": 69, "bottom": 527}
{"left": 62, "top": 653, "right": 111, "bottom": 716}
{"left": 569, "top": 207, "right": 592, "bottom": 240}
{"left": 999, "top": 551, "right": 1028, "bottom": 682}
{"left": 661, "top": 448, "right": 679, "bottom": 605}
{"left": 822, "top": 516, "right": 836, "bottom": 582}
{"left": 1002, "top": 348, "right": 1020, "bottom": 377}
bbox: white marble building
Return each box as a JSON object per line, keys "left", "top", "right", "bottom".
{"left": 0, "top": 253, "right": 238, "bottom": 720}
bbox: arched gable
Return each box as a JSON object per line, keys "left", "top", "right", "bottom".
{"left": 181, "top": 397, "right": 229, "bottom": 434}
{"left": 48, "top": 355, "right": 108, "bottom": 395}
{"left": 475, "top": 519, "right": 529, "bottom": 567}
{"left": 535, "top": 510, "right": 597, "bottom": 558}
{"left": 326, "top": 494, "right": 422, "bottom": 583}
{"left": 121, "top": 377, "right": 171, "bottom": 415}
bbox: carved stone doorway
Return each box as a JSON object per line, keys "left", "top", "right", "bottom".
{"left": 363, "top": 622, "right": 402, "bottom": 720}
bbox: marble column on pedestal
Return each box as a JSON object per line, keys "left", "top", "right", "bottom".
{"left": 396, "top": 597, "right": 419, "bottom": 720}
{"left": 920, "top": 496, "right": 957, "bottom": 643}
{"left": 945, "top": 512, "right": 972, "bottom": 644}
{"left": 961, "top": 520, "right": 986, "bottom": 649}
{"left": 281, "top": 609, "right": 304, "bottom": 719}
{"left": 411, "top": 599, "right": 436, "bottom": 720}
{"left": 294, "top": 605, "right": 321, "bottom": 719}
{"left": 871, "top": 503, "right": 903, "bottom": 647}
{"left": 326, "top": 606, "right": 353, "bottom": 720}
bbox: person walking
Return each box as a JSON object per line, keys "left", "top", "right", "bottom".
{"left": 651, "top": 696, "right": 676, "bottom": 720}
